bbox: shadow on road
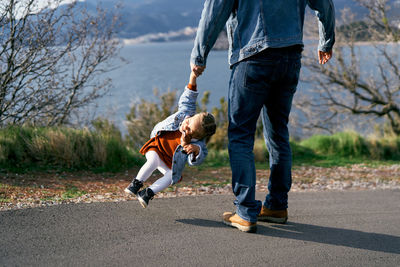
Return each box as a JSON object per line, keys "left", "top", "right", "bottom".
{"left": 177, "top": 218, "right": 400, "bottom": 254}
{"left": 177, "top": 218, "right": 226, "bottom": 228}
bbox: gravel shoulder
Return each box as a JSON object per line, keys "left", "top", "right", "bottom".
{"left": 1, "top": 164, "right": 400, "bottom": 211}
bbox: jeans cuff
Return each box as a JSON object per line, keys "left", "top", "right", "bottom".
{"left": 263, "top": 201, "right": 287, "bottom": 211}
{"left": 236, "top": 207, "right": 258, "bottom": 223}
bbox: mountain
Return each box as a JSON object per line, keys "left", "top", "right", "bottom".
{"left": 83, "top": 0, "right": 204, "bottom": 39}
{"left": 335, "top": 0, "right": 400, "bottom": 18}
{"left": 71, "top": 0, "right": 400, "bottom": 41}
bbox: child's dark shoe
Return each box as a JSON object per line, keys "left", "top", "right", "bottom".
{"left": 137, "top": 188, "right": 155, "bottom": 208}
{"left": 124, "top": 179, "right": 143, "bottom": 195}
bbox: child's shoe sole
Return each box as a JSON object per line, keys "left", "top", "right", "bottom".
{"left": 124, "top": 188, "right": 134, "bottom": 195}
{"left": 138, "top": 196, "right": 147, "bottom": 208}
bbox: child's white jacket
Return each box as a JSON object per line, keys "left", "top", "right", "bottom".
{"left": 150, "top": 87, "right": 207, "bottom": 185}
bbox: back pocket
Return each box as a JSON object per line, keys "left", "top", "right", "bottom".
{"left": 244, "top": 61, "right": 277, "bottom": 94}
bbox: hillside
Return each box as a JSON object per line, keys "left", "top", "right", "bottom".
{"left": 82, "top": 0, "right": 204, "bottom": 39}
{"left": 67, "top": 0, "right": 400, "bottom": 41}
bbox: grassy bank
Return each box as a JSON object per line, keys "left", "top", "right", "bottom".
{"left": 0, "top": 126, "right": 144, "bottom": 172}
{"left": 204, "top": 131, "right": 400, "bottom": 168}
{"left": 295, "top": 131, "right": 400, "bottom": 166}
{"left": 0, "top": 127, "right": 399, "bottom": 173}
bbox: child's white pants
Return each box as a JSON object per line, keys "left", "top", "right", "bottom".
{"left": 136, "top": 150, "right": 172, "bottom": 194}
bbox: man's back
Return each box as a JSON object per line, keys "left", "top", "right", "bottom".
{"left": 191, "top": 0, "right": 335, "bottom": 66}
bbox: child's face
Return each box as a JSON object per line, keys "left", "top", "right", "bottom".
{"left": 179, "top": 114, "right": 203, "bottom": 139}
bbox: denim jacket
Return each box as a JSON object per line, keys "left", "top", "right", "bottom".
{"left": 191, "top": 0, "right": 335, "bottom": 67}
{"left": 150, "top": 87, "right": 207, "bottom": 185}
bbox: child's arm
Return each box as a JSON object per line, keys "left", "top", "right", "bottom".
{"left": 188, "top": 72, "right": 197, "bottom": 90}
{"left": 186, "top": 72, "right": 197, "bottom": 91}
{"left": 177, "top": 72, "right": 199, "bottom": 114}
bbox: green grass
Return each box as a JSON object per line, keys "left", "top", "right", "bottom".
{"left": 40, "top": 196, "right": 57, "bottom": 201}
{"left": 202, "top": 149, "right": 230, "bottom": 167}
{"left": 291, "top": 156, "right": 398, "bottom": 168}
{"left": 61, "top": 185, "right": 87, "bottom": 199}
{"left": 0, "top": 126, "right": 145, "bottom": 173}
{"left": 297, "top": 131, "right": 400, "bottom": 165}
{"left": 165, "top": 187, "right": 175, "bottom": 192}
{"left": 300, "top": 131, "right": 370, "bottom": 158}
{"left": 207, "top": 131, "right": 400, "bottom": 168}
{"left": 0, "top": 198, "right": 11, "bottom": 203}
{"left": 0, "top": 184, "right": 10, "bottom": 202}
{"left": 0, "top": 127, "right": 399, "bottom": 173}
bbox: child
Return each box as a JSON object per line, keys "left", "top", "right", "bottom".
{"left": 125, "top": 72, "right": 216, "bottom": 208}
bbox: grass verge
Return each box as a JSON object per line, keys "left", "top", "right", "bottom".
{"left": 205, "top": 131, "right": 400, "bottom": 168}
{"left": 0, "top": 126, "right": 144, "bottom": 173}
{"left": 0, "top": 127, "right": 399, "bottom": 172}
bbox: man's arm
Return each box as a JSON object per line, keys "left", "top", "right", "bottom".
{"left": 307, "top": 0, "right": 335, "bottom": 64}
{"left": 191, "top": 0, "right": 235, "bottom": 75}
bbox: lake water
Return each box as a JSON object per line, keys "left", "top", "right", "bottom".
{"left": 94, "top": 41, "right": 398, "bottom": 136}
{"left": 97, "top": 41, "right": 231, "bottom": 131}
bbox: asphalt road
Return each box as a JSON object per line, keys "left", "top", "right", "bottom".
{"left": 1, "top": 190, "right": 400, "bottom": 266}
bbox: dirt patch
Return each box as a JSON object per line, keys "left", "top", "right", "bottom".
{"left": 1, "top": 164, "right": 400, "bottom": 211}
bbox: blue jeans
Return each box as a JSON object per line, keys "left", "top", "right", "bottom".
{"left": 228, "top": 46, "right": 302, "bottom": 223}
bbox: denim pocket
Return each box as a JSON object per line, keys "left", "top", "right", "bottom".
{"left": 243, "top": 61, "right": 277, "bottom": 94}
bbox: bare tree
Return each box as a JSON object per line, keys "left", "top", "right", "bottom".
{"left": 293, "top": 0, "right": 400, "bottom": 136}
{"left": 0, "top": 0, "right": 121, "bottom": 126}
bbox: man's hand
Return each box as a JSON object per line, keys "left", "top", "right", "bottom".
{"left": 183, "top": 144, "right": 200, "bottom": 157}
{"left": 318, "top": 50, "right": 333, "bottom": 65}
{"left": 191, "top": 63, "right": 206, "bottom": 77}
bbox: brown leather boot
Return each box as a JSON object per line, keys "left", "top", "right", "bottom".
{"left": 258, "top": 206, "right": 288, "bottom": 224}
{"left": 223, "top": 212, "right": 257, "bottom": 233}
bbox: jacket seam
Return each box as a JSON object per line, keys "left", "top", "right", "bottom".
{"left": 259, "top": 0, "right": 267, "bottom": 36}
{"left": 204, "top": 0, "right": 229, "bottom": 51}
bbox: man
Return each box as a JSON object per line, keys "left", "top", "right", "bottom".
{"left": 191, "top": 0, "right": 335, "bottom": 233}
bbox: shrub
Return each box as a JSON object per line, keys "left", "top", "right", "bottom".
{"left": 204, "top": 149, "right": 230, "bottom": 167}
{"left": 207, "top": 97, "right": 229, "bottom": 149}
{"left": 125, "top": 90, "right": 177, "bottom": 149}
{"left": 254, "top": 139, "right": 268, "bottom": 163}
{"left": 368, "top": 135, "right": 400, "bottom": 160}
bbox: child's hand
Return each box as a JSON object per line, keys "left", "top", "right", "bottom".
{"left": 180, "top": 131, "right": 192, "bottom": 147}
{"left": 183, "top": 144, "right": 200, "bottom": 157}
{"left": 191, "top": 63, "right": 205, "bottom": 77}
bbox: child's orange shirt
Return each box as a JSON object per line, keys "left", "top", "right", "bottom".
{"left": 139, "top": 84, "right": 196, "bottom": 169}
{"left": 139, "top": 130, "right": 182, "bottom": 169}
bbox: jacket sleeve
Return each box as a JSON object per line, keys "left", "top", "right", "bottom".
{"left": 191, "top": 0, "right": 236, "bottom": 66}
{"left": 187, "top": 141, "right": 208, "bottom": 166}
{"left": 178, "top": 87, "right": 199, "bottom": 116}
{"left": 307, "top": 0, "right": 335, "bottom": 52}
